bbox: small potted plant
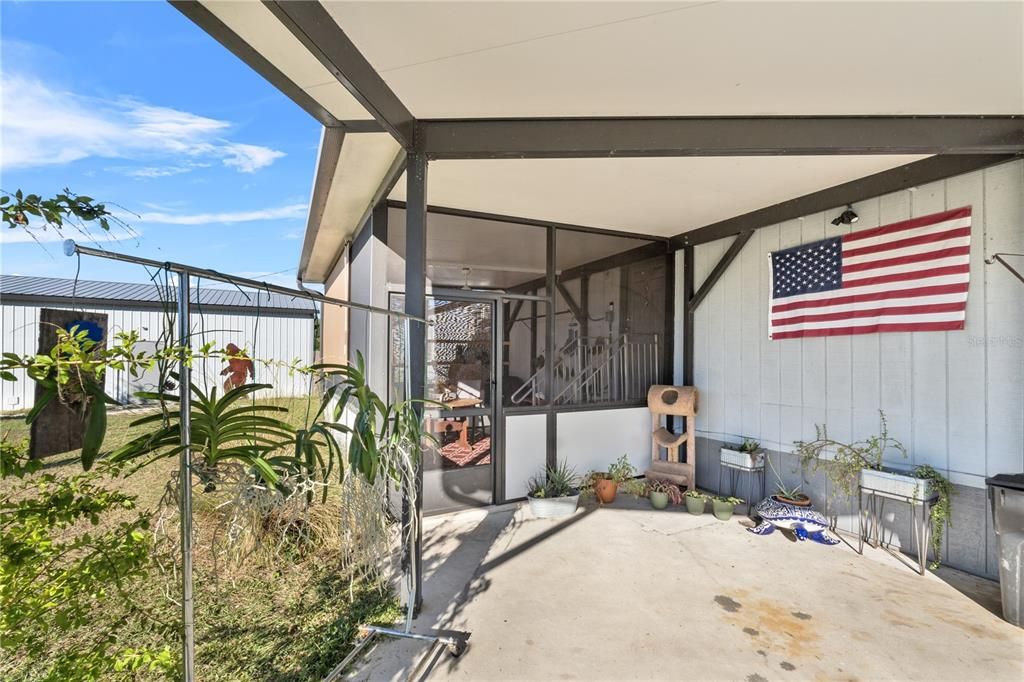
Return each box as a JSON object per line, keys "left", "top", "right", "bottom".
{"left": 645, "top": 478, "right": 682, "bottom": 510}
{"left": 721, "top": 438, "right": 764, "bottom": 469}
{"left": 684, "top": 489, "right": 707, "bottom": 515}
{"left": 526, "top": 460, "right": 581, "bottom": 518}
{"left": 587, "top": 454, "right": 636, "bottom": 504}
{"left": 765, "top": 452, "right": 811, "bottom": 507}
{"left": 711, "top": 495, "right": 744, "bottom": 521}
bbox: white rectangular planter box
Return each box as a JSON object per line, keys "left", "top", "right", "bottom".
{"left": 527, "top": 493, "right": 580, "bottom": 518}
{"left": 859, "top": 468, "right": 933, "bottom": 500}
{"left": 720, "top": 446, "right": 764, "bottom": 469}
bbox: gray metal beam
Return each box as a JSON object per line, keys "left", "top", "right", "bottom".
{"left": 689, "top": 231, "right": 754, "bottom": 310}
{"left": 419, "top": 116, "right": 1024, "bottom": 160}
{"left": 671, "top": 154, "right": 1020, "bottom": 249}
{"left": 170, "top": 1, "right": 346, "bottom": 128}
{"left": 554, "top": 280, "right": 586, "bottom": 328}
{"left": 264, "top": 0, "right": 416, "bottom": 148}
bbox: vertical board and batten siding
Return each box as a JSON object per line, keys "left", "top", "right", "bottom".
{"left": 691, "top": 159, "right": 1024, "bottom": 489}
{"left": 0, "top": 303, "right": 315, "bottom": 411}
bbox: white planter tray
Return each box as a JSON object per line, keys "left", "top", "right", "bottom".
{"left": 527, "top": 493, "right": 580, "bottom": 518}
{"left": 720, "top": 447, "right": 764, "bottom": 469}
{"left": 859, "top": 468, "right": 934, "bottom": 500}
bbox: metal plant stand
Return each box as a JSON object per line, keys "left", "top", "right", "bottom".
{"left": 718, "top": 460, "right": 766, "bottom": 518}
{"left": 858, "top": 485, "right": 938, "bottom": 575}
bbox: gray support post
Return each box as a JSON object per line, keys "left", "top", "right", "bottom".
{"left": 546, "top": 227, "right": 557, "bottom": 466}
{"left": 177, "top": 271, "right": 195, "bottom": 682}
{"left": 405, "top": 151, "right": 428, "bottom": 614}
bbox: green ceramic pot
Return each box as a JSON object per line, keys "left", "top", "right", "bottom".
{"left": 649, "top": 491, "right": 669, "bottom": 509}
{"left": 712, "top": 498, "right": 734, "bottom": 521}
{"left": 685, "top": 495, "right": 705, "bottom": 515}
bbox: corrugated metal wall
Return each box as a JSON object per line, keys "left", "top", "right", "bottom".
{"left": 689, "top": 159, "right": 1024, "bottom": 490}
{"left": 0, "top": 302, "right": 315, "bottom": 411}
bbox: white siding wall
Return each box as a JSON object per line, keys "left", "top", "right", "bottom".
{"left": 688, "top": 160, "right": 1024, "bottom": 488}
{"left": 0, "top": 303, "right": 315, "bottom": 411}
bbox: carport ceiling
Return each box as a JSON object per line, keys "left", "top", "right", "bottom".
{"left": 327, "top": 1, "right": 1023, "bottom": 117}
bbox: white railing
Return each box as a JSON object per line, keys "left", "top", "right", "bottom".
{"left": 509, "top": 334, "right": 659, "bottom": 406}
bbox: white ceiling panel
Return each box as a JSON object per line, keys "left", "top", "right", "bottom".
{"left": 389, "top": 155, "right": 928, "bottom": 237}
{"left": 327, "top": 1, "right": 1024, "bottom": 117}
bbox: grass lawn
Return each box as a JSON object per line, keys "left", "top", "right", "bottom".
{"left": 1, "top": 396, "right": 401, "bottom": 681}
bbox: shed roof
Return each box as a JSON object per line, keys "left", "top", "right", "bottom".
{"left": 0, "top": 275, "right": 317, "bottom": 316}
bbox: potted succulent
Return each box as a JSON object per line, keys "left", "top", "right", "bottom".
{"left": 684, "top": 489, "right": 707, "bottom": 515}
{"left": 711, "top": 495, "right": 744, "bottom": 521}
{"left": 765, "top": 451, "right": 811, "bottom": 507}
{"left": 645, "top": 478, "right": 682, "bottom": 510}
{"left": 526, "top": 460, "right": 581, "bottom": 519}
{"left": 586, "top": 454, "right": 637, "bottom": 504}
{"left": 721, "top": 438, "right": 764, "bottom": 469}
{"left": 795, "top": 411, "right": 953, "bottom": 567}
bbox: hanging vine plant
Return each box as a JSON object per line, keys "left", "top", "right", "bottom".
{"left": 912, "top": 464, "right": 954, "bottom": 569}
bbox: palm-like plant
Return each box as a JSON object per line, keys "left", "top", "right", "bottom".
{"left": 110, "top": 380, "right": 299, "bottom": 487}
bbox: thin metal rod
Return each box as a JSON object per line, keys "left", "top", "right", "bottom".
{"left": 63, "top": 240, "right": 426, "bottom": 323}
{"left": 178, "top": 271, "right": 195, "bottom": 682}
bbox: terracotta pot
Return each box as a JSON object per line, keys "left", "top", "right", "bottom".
{"left": 685, "top": 495, "right": 705, "bottom": 515}
{"left": 649, "top": 491, "right": 669, "bottom": 509}
{"left": 773, "top": 494, "right": 812, "bottom": 508}
{"left": 594, "top": 477, "right": 618, "bottom": 504}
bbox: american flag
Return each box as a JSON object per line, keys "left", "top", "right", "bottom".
{"left": 769, "top": 206, "right": 972, "bottom": 340}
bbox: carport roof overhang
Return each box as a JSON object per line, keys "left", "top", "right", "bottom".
{"left": 176, "top": 1, "right": 1024, "bottom": 283}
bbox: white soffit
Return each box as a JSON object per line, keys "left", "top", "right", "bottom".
{"left": 327, "top": 1, "right": 1024, "bottom": 116}
{"left": 389, "top": 155, "right": 928, "bottom": 237}
{"left": 204, "top": 1, "right": 371, "bottom": 120}
{"left": 306, "top": 133, "right": 402, "bottom": 281}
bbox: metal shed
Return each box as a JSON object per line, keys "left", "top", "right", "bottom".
{"left": 0, "top": 274, "right": 317, "bottom": 412}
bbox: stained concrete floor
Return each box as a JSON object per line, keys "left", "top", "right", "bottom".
{"left": 349, "top": 497, "right": 1023, "bottom": 681}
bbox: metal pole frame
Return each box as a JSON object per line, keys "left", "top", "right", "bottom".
{"left": 62, "top": 239, "right": 430, "bottom": 680}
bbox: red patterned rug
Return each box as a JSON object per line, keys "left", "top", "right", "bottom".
{"left": 440, "top": 437, "right": 491, "bottom": 468}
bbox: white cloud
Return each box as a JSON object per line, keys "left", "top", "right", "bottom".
{"left": 137, "top": 203, "right": 307, "bottom": 226}
{"left": 282, "top": 230, "right": 303, "bottom": 240}
{"left": 221, "top": 143, "right": 286, "bottom": 173}
{"left": 0, "top": 74, "right": 285, "bottom": 174}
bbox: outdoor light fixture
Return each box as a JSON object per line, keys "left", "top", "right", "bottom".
{"left": 831, "top": 205, "right": 859, "bottom": 226}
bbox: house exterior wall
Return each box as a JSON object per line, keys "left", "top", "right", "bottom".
{"left": 0, "top": 302, "right": 316, "bottom": 411}
{"left": 321, "top": 246, "right": 349, "bottom": 365}
{"left": 677, "top": 159, "right": 1024, "bottom": 578}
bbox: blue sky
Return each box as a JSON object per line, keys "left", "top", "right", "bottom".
{"left": 0, "top": 1, "right": 321, "bottom": 287}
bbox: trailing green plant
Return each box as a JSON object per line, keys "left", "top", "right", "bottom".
{"left": 527, "top": 460, "right": 580, "bottom": 499}
{"left": 795, "top": 410, "right": 908, "bottom": 499}
{"left": 109, "top": 379, "right": 301, "bottom": 488}
{"left": 0, "top": 439, "right": 176, "bottom": 680}
{"left": 714, "top": 495, "right": 745, "bottom": 506}
{"left": 913, "top": 464, "right": 954, "bottom": 569}
{"left": 1, "top": 188, "right": 129, "bottom": 235}
{"left": 645, "top": 478, "right": 682, "bottom": 505}
{"left": 683, "top": 489, "right": 705, "bottom": 499}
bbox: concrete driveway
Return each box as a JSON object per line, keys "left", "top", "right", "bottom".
{"left": 350, "top": 497, "right": 1023, "bottom": 681}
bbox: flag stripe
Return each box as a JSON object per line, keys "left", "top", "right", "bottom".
{"left": 841, "top": 207, "right": 971, "bottom": 244}
{"left": 843, "top": 234, "right": 970, "bottom": 266}
{"left": 842, "top": 245, "right": 971, "bottom": 274}
{"left": 841, "top": 263, "right": 970, "bottom": 289}
{"left": 771, "top": 282, "right": 969, "bottom": 313}
{"left": 769, "top": 207, "right": 972, "bottom": 339}
{"left": 772, "top": 310, "right": 965, "bottom": 333}
{"left": 842, "top": 226, "right": 972, "bottom": 259}
{"left": 772, "top": 301, "right": 967, "bottom": 326}
{"left": 771, "top": 320, "right": 965, "bottom": 340}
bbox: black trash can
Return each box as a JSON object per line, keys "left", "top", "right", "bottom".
{"left": 986, "top": 473, "right": 1024, "bottom": 627}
